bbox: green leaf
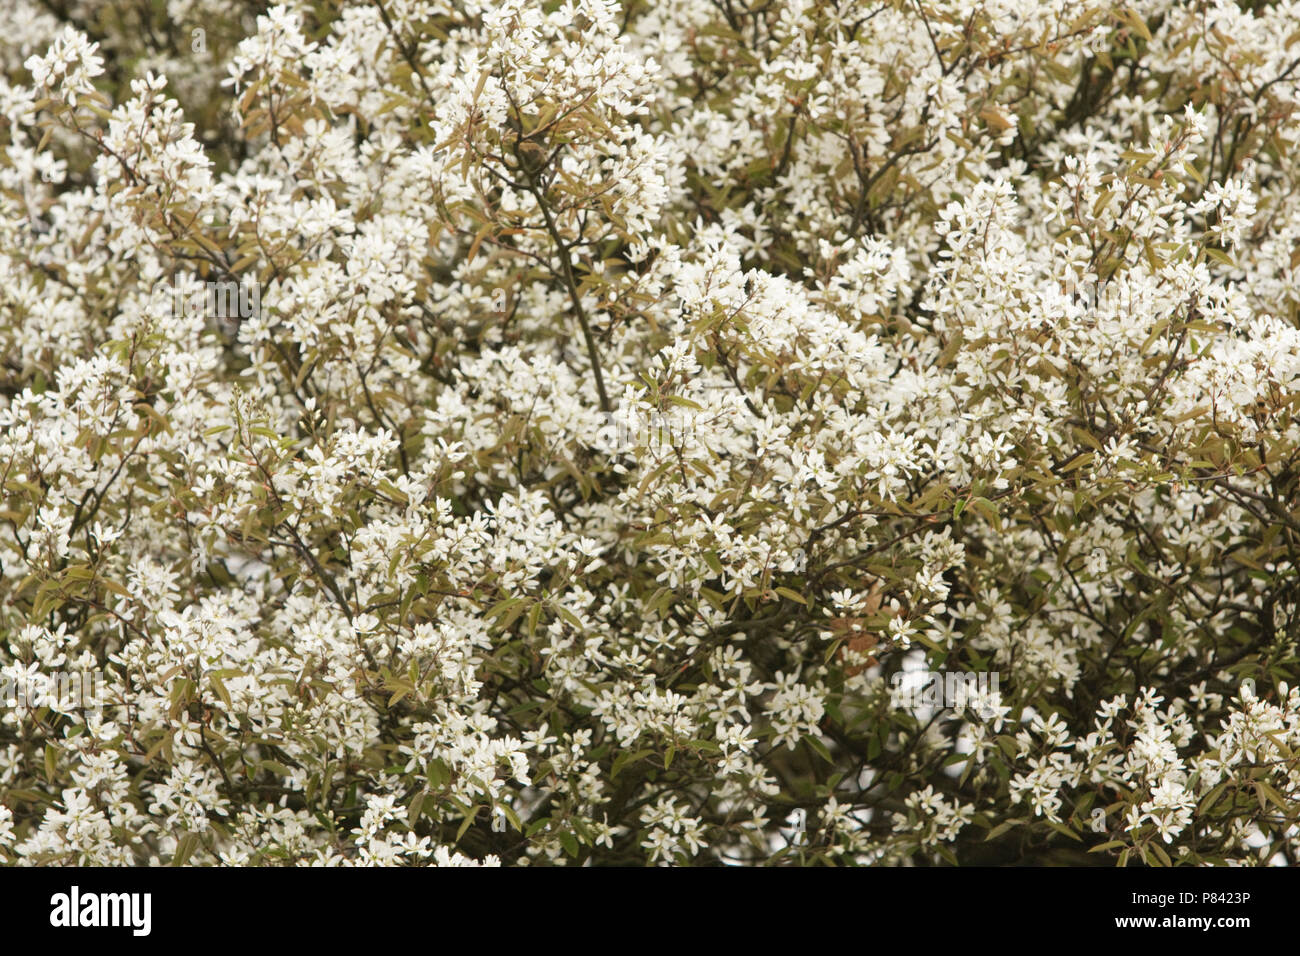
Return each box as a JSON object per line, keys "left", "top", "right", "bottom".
{"left": 774, "top": 586, "right": 807, "bottom": 605}
{"left": 407, "top": 791, "right": 426, "bottom": 827}
{"left": 455, "top": 810, "right": 478, "bottom": 843}
{"left": 172, "top": 832, "right": 200, "bottom": 866}
{"left": 806, "top": 735, "right": 833, "bottom": 764}
{"left": 1089, "top": 840, "right": 1127, "bottom": 853}
{"left": 984, "top": 818, "right": 1022, "bottom": 841}
{"left": 1045, "top": 819, "right": 1082, "bottom": 842}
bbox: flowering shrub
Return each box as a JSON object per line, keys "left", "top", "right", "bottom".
{"left": 2, "top": 0, "right": 1300, "bottom": 867}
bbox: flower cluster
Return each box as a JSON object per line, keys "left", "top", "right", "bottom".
{"left": 2, "top": 0, "right": 1300, "bottom": 866}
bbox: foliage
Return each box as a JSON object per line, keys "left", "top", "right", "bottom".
{"left": 2, "top": 0, "right": 1300, "bottom": 865}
